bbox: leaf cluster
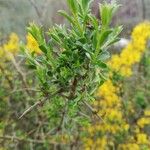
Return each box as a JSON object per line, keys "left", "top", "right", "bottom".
{"left": 24, "top": 0, "right": 122, "bottom": 128}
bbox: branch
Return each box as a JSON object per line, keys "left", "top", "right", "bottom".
{"left": 28, "top": 0, "right": 48, "bottom": 25}
{"left": 41, "top": 0, "right": 49, "bottom": 19}
{"left": 68, "top": 76, "right": 78, "bottom": 99}
{"left": 10, "top": 55, "right": 31, "bottom": 96}
{"left": 0, "top": 135, "right": 66, "bottom": 145}
{"left": 55, "top": 110, "right": 66, "bottom": 132}
{"left": 83, "top": 101, "right": 105, "bottom": 123}
{"left": 141, "top": 0, "right": 146, "bottom": 20}
{"left": 11, "top": 88, "right": 40, "bottom": 94}
{"left": 0, "top": 64, "right": 13, "bottom": 89}
{"left": 28, "top": 0, "right": 41, "bottom": 18}
{"left": 19, "top": 98, "right": 45, "bottom": 119}
{"left": 19, "top": 89, "right": 62, "bottom": 119}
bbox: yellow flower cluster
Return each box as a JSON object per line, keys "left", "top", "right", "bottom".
{"left": 84, "top": 79, "right": 129, "bottom": 149}
{"left": 109, "top": 22, "right": 150, "bottom": 77}
{"left": 0, "top": 33, "right": 19, "bottom": 60}
{"left": 83, "top": 22, "right": 150, "bottom": 149}
{"left": 83, "top": 137, "right": 107, "bottom": 150}
{"left": 137, "top": 117, "right": 150, "bottom": 128}
{"left": 0, "top": 32, "right": 42, "bottom": 61}
{"left": 118, "top": 143, "right": 140, "bottom": 150}
{"left": 26, "top": 33, "right": 41, "bottom": 54}
{"left": 119, "top": 133, "right": 150, "bottom": 149}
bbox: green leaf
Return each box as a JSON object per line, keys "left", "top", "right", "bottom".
{"left": 58, "top": 10, "right": 74, "bottom": 25}
{"left": 135, "top": 92, "right": 146, "bottom": 108}
{"left": 100, "top": 2, "right": 120, "bottom": 27}
{"left": 98, "top": 29, "right": 112, "bottom": 47}
{"left": 39, "top": 45, "right": 47, "bottom": 54}
{"left": 27, "top": 64, "right": 37, "bottom": 69}
{"left": 27, "top": 23, "right": 44, "bottom": 43}
{"left": 92, "top": 31, "right": 98, "bottom": 50}
{"left": 67, "top": 0, "right": 78, "bottom": 14}
{"left": 100, "top": 3, "right": 108, "bottom": 27}
{"left": 81, "top": 0, "right": 93, "bottom": 12}
{"left": 50, "top": 33, "right": 61, "bottom": 43}
{"left": 107, "top": 38, "right": 120, "bottom": 46}
{"left": 96, "top": 61, "right": 107, "bottom": 69}
{"left": 99, "top": 51, "right": 110, "bottom": 61}
{"left": 89, "top": 15, "right": 99, "bottom": 29}
{"left": 102, "top": 26, "right": 123, "bottom": 48}
{"left": 85, "top": 52, "right": 91, "bottom": 59}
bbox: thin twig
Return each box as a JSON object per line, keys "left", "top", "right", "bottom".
{"left": 78, "top": 111, "right": 90, "bottom": 119}
{"left": 52, "top": 101, "right": 68, "bottom": 135}
{"left": 28, "top": 0, "right": 41, "bottom": 18}
{"left": 19, "top": 98, "right": 45, "bottom": 119}
{"left": 83, "top": 101, "right": 105, "bottom": 123}
{"left": 28, "top": 0, "right": 45, "bottom": 25}
{"left": 10, "top": 55, "right": 31, "bottom": 96}
{"left": 68, "top": 76, "right": 78, "bottom": 99}
{"left": 141, "top": 0, "right": 146, "bottom": 20}
{"left": 0, "top": 64, "right": 13, "bottom": 89}
{"left": 41, "top": 0, "right": 49, "bottom": 19}
{"left": 55, "top": 110, "right": 66, "bottom": 133}
{"left": 0, "top": 135, "right": 66, "bottom": 145}
{"left": 19, "top": 89, "right": 62, "bottom": 119}
{"left": 11, "top": 88, "right": 40, "bottom": 94}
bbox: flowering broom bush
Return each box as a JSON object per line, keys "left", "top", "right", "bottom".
{"left": 83, "top": 22, "right": 150, "bottom": 150}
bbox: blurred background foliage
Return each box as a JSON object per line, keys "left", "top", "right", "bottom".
{"left": 1, "top": 0, "right": 150, "bottom": 38}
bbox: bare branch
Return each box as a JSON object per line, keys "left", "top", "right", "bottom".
{"left": 10, "top": 55, "right": 31, "bottom": 96}
{"left": 83, "top": 101, "right": 105, "bottom": 123}
{"left": 28, "top": 0, "right": 41, "bottom": 18}
{"left": 28, "top": 0, "right": 49, "bottom": 25}
{"left": 78, "top": 111, "right": 90, "bottom": 119}
{"left": 141, "top": 0, "right": 146, "bottom": 20}
{"left": 11, "top": 88, "right": 40, "bottom": 94}
{"left": 19, "top": 89, "right": 62, "bottom": 119}
{"left": 0, "top": 135, "right": 66, "bottom": 145}
{"left": 41, "top": 0, "right": 49, "bottom": 19}
{"left": 0, "top": 64, "right": 13, "bottom": 89}
{"left": 19, "top": 98, "right": 45, "bottom": 119}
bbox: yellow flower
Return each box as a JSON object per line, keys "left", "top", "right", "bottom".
{"left": 109, "top": 22, "right": 150, "bottom": 77}
{"left": 83, "top": 138, "right": 93, "bottom": 148}
{"left": 119, "top": 66, "right": 132, "bottom": 77}
{"left": 94, "top": 137, "right": 107, "bottom": 149}
{"left": 0, "top": 33, "right": 19, "bottom": 60}
{"left": 3, "top": 33, "right": 19, "bottom": 54}
{"left": 0, "top": 47, "right": 4, "bottom": 58}
{"left": 122, "top": 123, "right": 129, "bottom": 131}
{"left": 144, "top": 110, "right": 150, "bottom": 116}
{"left": 26, "top": 33, "right": 41, "bottom": 54}
{"left": 83, "top": 22, "right": 150, "bottom": 149}
{"left": 137, "top": 117, "right": 150, "bottom": 128}
{"left": 137, "top": 133, "right": 149, "bottom": 144}
{"left": 105, "top": 109, "right": 122, "bottom": 122}
{"left": 108, "top": 55, "right": 121, "bottom": 71}
{"left": 134, "top": 126, "right": 140, "bottom": 134}
{"left": 118, "top": 143, "right": 140, "bottom": 150}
